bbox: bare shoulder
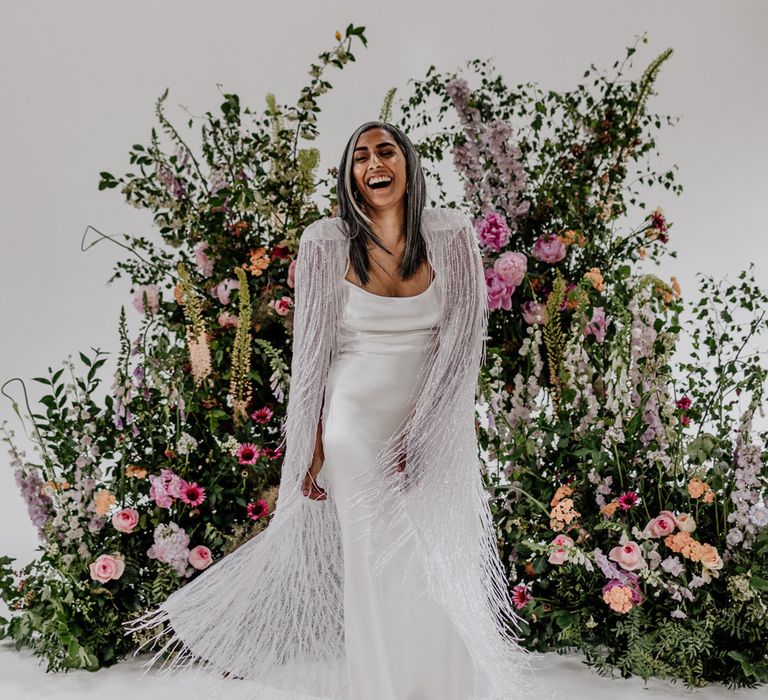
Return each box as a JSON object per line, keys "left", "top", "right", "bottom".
{"left": 421, "top": 206, "right": 472, "bottom": 234}
{"left": 301, "top": 217, "right": 347, "bottom": 242}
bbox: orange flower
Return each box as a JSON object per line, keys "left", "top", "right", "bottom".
{"left": 335, "top": 29, "right": 342, "bottom": 41}
{"left": 671, "top": 276, "right": 681, "bottom": 297}
{"left": 94, "top": 489, "right": 116, "bottom": 516}
{"left": 126, "top": 465, "right": 148, "bottom": 479}
{"left": 550, "top": 484, "right": 573, "bottom": 506}
{"left": 173, "top": 283, "right": 184, "bottom": 305}
{"left": 688, "top": 477, "right": 710, "bottom": 499}
{"left": 524, "top": 562, "right": 536, "bottom": 577}
{"left": 702, "top": 490, "right": 715, "bottom": 504}
{"left": 245, "top": 247, "right": 270, "bottom": 276}
{"left": 600, "top": 501, "right": 620, "bottom": 518}
{"left": 637, "top": 246, "right": 648, "bottom": 259}
{"left": 583, "top": 267, "right": 605, "bottom": 292}
{"left": 603, "top": 585, "right": 633, "bottom": 614}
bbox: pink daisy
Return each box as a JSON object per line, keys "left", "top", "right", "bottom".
{"left": 246, "top": 499, "right": 269, "bottom": 521}
{"left": 179, "top": 480, "right": 207, "bottom": 507}
{"left": 237, "top": 443, "right": 261, "bottom": 465}
{"left": 250, "top": 406, "right": 274, "bottom": 424}
{"left": 261, "top": 446, "right": 283, "bottom": 460}
{"left": 511, "top": 583, "right": 532, "bottom": 610}
{"left": 617, "top": 491, "right": 639, "bottom": 511}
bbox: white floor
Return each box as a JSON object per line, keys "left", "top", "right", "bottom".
{"left": 1, "top": 643, "right": 765, "bottom": 700}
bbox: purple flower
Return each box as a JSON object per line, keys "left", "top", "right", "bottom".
{"left": 475, "top": 212, "right": 511, "bottom": 251}
{"left": 531, "top": 234, "right": 566, "bottom": 264}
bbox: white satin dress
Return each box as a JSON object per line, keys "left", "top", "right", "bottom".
{"left": 320, "top": 266, "right": 474, "bottom": 700}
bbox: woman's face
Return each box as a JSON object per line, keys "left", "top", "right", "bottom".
{"left": 351, "top": 128, "right": 408, "bottom": 212}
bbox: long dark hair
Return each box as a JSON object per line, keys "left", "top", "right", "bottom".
{"left": 335, "top": 121, "right": 428, "bottom": 286}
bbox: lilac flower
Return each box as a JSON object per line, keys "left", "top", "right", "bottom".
{"left": 132, "top": 284, "right": 161, "bottom": 316}
{"left": 584, "top": 307, "right": 608, "bottom": 344}
{"left": 660, "top": 555, "right": 685, "bottom": 577}
{"left": 147, "top": 522, "right": 193, "bottom": 577}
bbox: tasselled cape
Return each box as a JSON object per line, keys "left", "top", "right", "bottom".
{"left": 124, "top": 207, "right": 549, "bottom": 700}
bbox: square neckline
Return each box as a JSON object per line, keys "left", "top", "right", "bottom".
{"left": 342, "top": 260, "right": 437, "bottom": 300}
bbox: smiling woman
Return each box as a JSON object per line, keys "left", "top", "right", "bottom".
{"left": 124, "top": 121, "right": 548, "bottom": 700}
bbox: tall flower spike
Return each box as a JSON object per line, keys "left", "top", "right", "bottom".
{"left": 177, "top": 262, "right": 212, "bottom": 388}
{"left": 228, "top": 266, "right": 253, "bottom": 425}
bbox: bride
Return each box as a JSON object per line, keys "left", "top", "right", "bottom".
{"left": 124, "top": 121, "right": 549, "bottom": 700}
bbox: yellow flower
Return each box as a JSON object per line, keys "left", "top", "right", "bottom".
{"left": 94, "top": 489, "right": 116, "bottom": 516}
{"left": 335, "top": 30, "right": 342, "bottom": 41}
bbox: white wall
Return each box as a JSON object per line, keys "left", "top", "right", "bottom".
{"left": 1, "top": 0, "right": 766, "bottom": 567}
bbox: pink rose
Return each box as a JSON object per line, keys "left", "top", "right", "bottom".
{"left": 608, "top": 540, "right": 647, "bottom": 571}
{"left": 493, "top": 251, "right": 527, "bottom": 287}
{"left": 111, "top": 507, "right": 140, "bottom": 533}
{"left": 485, "top": 268, "right": 515, "bottom": 311}
{"left": 548, "top": 534, "right": 574, "bottom": 565}
{"left": 270, "top": 295, "right": 293, "bottom": 316}
{"left": 287, "top": 259, "right": 297, "bottom": 289}
{"left": 188, "top": 545, "right": 213, "bottom": 570}
{"left": 531, "top": 234, "right": 566, "bottom": 264}
{"left": 675, "top": 512, "right": 696, "bottom": 533}
{"left": 521, "top": 301, "right": 548, "bottom": 325}
{"left": 643, "top": 510, "right": 677, "bottom": 539}
{"left": 89, "top": 553, "right": 126, "bottom": 583}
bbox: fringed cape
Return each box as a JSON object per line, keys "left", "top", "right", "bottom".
{"left": 123, "top": 207, "right": 550, "bottom": 700}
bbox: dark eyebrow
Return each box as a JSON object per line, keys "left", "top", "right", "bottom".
{"left": 354, "top": 141, "right": 396, "bottom": 152}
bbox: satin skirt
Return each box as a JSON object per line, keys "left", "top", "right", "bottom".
{"left": 320, "top": 285, "right": 473, "bottom": 700}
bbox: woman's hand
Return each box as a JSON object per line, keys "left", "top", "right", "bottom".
{"left": 302, "top": 457, "right": 327, "bottom": 500}
{"left": 302, "top": 415, "right": 327, "bottom": 500}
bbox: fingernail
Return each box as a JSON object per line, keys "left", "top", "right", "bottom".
{"left": 303, "top": 489, "right": 308, "bottom": 496}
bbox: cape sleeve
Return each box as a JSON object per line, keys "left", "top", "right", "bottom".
{"left": 277, "top": 222, "right": 337, "bottom": 497}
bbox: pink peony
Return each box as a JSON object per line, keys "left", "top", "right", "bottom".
{"left": 643, "top": 510, "right": 677, "bottom": 539}
{"left": 548, "top": 534, "right": 574, "bottom": 565}
{"left": 475, "top": 211, "right": 512, "bottom": 251}
{"left": 111, "top": 507, "right": 140, "bottom": 533}
{"left": 89, "top": 552, "right": 126, "bottom": 583}
{"left": 493, "top": 251, "right": 527, "bottom": 287}
{"left": 188, "top": 545, "right": 213, "bottom": 570}
{"left": 132, "top": 284, "right": 161, "bottom": 316}
{"left": 521, "top": 301, "right": 548, "bottom": 325}
{"left": 485, "top": 268, "right": 515, "bottom": 311}
{"left": 608, "top": 540, "right": 647, "bottom": 571}
{"left": 148, "top": 468, "right": 184, "bottom": 509}
{"left": 217, "top": 311, "right": 239, "bottom": 328}
{"left": 531, "top": 234, "right": 566, "bottom": 264}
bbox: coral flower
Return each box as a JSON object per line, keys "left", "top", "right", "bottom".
{"left": 251, "top": 407, "right": 274, "bottom": 424}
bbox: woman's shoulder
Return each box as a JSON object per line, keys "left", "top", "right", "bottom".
{"left": 300, "top": 217, "right": 347, "bottom": 242}
{"left": 421, "top": 206, "right": 472, "bottom": 232}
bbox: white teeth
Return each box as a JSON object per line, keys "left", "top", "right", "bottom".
{"left": 368, "top": 175, "right": 392, "bottom": 186}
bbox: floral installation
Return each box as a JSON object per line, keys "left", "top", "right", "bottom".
{"left": 0, "top": 28, "right": 765, "bottom": 691}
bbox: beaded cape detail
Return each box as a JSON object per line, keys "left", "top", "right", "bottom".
{"left": 122, "top": 207, "right": 551, "bottom": 700}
